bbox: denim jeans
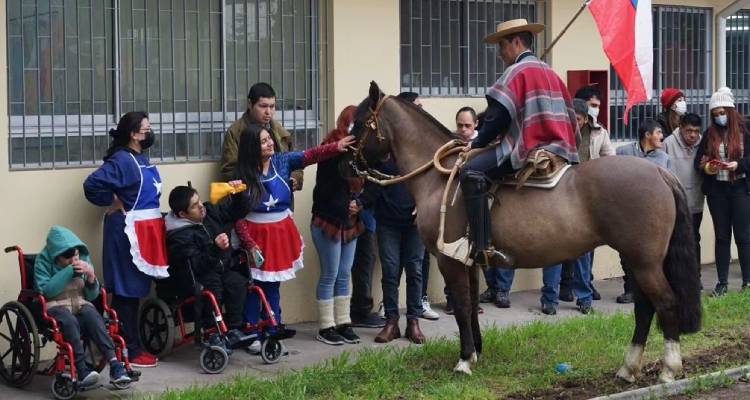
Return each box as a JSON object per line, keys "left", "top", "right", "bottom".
{"left": 350, "top": 230, "right": 377, "bottom": 318}
{"left": 485, "top": 267, "right": 511, "bottom": 292}
{"left": 707, "top": 182, "right": 750, "bottom": 285}
{"left": 495, "top": 265, "right": 563, "bottom": 305}
{"left": 311, "top": 225, "right": 358, "bottom": 300}
{"left": 244, "top": 280, "right": 282, "bottom": 325}
{"left": 565, "top": 253, "right": 593, "bottom": 306}
{"left": 377, "top": 224, "right": 424, "bottom": 320}
{"left": 48, "top": 304, "right": 116, "bottom": 371}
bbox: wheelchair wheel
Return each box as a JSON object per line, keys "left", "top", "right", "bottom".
{"left": 260, "top": 339, "right": 283, "bottom": 364}
{"left": 138, "top": 298, "right": 174, "bottom": 358}
{"left": 0, "top": 301, "right": 40, "bottom": 387}
{"left": 51, "top": 374, "right": 76, "bottom": 400}
{"left": 199, "top": 345, "right": 229, "bottom": 374}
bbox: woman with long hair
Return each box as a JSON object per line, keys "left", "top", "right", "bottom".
{"left": 83, "top": 111, "right": 167, "bottom": 368}
{"left": 695, "top": 87, "right": 750, "bottom": 296}
{"left": 309, "top": 106, "right": 365, "bottom": 345}
{"left": 234, "top": 123, "right": 355, "bottom": 336}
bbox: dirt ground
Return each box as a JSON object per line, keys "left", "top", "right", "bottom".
{"left": 505, "top": 334, "right": 750, "bottom": 400}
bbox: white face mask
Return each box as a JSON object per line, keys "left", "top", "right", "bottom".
{"left": 715, "top": 115, "right": 728, "bottom": 127}
{"left": 588, "top": 106, "right": 599, "bottom": 120}
{"left": 673, "top": 100, "right": 687, "bottom": 115}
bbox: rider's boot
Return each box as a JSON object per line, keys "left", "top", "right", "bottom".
{"left": 461, "top": 171, "right": 512, "bottom": 266}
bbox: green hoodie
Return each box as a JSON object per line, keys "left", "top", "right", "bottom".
{"left": 34, "top": 226, "right": 100, "bottom": 305}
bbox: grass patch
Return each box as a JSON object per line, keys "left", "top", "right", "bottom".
{"left": 154, "top": 291, "right": 750, "bottom": 400}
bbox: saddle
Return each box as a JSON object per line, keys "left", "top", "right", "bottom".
{"left": 500, "top": 148, "right": 571, "bottom": 190}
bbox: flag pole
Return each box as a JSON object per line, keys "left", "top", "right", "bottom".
{"left": 540, "top": 0, "right": 591, "bottom": 62}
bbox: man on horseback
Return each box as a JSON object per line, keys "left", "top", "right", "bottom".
{"left": 460, "top": 19, "right": 579, "bottom": 266}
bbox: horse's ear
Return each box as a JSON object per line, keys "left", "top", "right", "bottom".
{"left": 368, "top": 81, "right": 382, "bottom": 106}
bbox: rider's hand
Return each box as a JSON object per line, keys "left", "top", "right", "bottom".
{"left": 214, "top": 233, "right": 230, "bottom": 250}
{"left": 337, "top": 135, "right": 356, "bottom": 152}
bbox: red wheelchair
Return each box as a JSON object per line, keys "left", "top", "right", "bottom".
{"left": 0, "top": 246, "right": 140, "bottom": 400}
{"left": 138, "top": 249, "right": 294, "bottom": 374}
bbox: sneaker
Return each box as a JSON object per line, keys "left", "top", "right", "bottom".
{"left": 711, "top": 284, "right": 728, "bottom": 297}
{"left": 420, "top": 297, "right": 440, "bottom": 320}
{"left": 109, "top": 360, "right": 132, "bottom": 385}
{"left": 591, "top": 285, "right": 602, "bottom": 301}
{"left": 316, "top": 327, "right": 345, "bottom": 345}
{"left": 129, "top": 352, "right": 158, "bottom": 368}
{"left": 77, "top": 367, "right": 100, "bottom": 388}
{"left": 616, "top": 292, "right": 634, "bottom": 304}
{"left": 350, "top": 313, "right": 386, "bottom": 328}
{"left": 494, "top": 291, "right": 511, "bottom": 308}
{"left": 479, "top": 288, "right": 497, "bottom": 303}
{"left": 742, "top": 282, "right": 750, "bottom": 291}
{"left": 376, "top": 302, "right": 385, "bottom": 319}
{"left": 336, "top": 325, "right": 361, "bottom": 344}
{"left": 246, "top": 340, "right": 261, "bottom": 355}
{"left": 577, "top": 302, "right": 593, "bottom": 315}
{"left": 541, "top": 303, "right": 557, "bottom": 315}
{"left": 558, "top": 287, "right": 574, "bottom": 302}
{"left": 477, "top": 306, "right": 484, "bottom": 314}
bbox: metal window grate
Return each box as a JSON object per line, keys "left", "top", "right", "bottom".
{"left": 727, "top": 10, "right": 750, "bottom": 117}
{"left": 609, "top": 5, "right": 713, "bottom": 141}
{"left": 400, "top": 0, "right": 544, "bottom": 97}
{"left": 6, "top": 0, "right": 327, "bottom": 169}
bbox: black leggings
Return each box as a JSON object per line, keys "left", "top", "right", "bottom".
{"left": 111, "top": 295, "right": 142, "bottom": 357}
{"left": 706, "top": 181, "right": 750, "bottom": 285}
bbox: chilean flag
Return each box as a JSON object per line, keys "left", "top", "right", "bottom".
{"left": 589, "top": 0, "right": 653, "bottom": 121}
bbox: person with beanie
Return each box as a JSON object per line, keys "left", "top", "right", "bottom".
{"left": 695, "top": 87, "right": 750, "bottom": 296}
{"left": 657, "top": 88, "right": 687, "bottom": 138}
{"left": 310, "top": 106, "right": 364, "bottom": 345}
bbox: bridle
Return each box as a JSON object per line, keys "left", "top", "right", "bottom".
{"left": 348, "top": 95, "right": 393, "bottom": 180}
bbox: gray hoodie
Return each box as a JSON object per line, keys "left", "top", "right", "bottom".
{"left": 663, "top": 131, "right": 704, "bottom": 214}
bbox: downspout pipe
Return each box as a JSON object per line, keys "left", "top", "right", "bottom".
{"left": 717, "top": 0, "right": 750, "bottom": 88}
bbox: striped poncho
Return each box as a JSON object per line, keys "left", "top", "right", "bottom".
{"left": 487, "top": 54, "right": 579, "bottom": 170}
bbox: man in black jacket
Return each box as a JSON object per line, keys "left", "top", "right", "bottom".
{"left": 165, "top": 183, "right": 251, "bottom": 333}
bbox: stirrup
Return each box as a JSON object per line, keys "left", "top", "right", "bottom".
{"left": 478, "top": 247, "right": 513, "bottom": 267}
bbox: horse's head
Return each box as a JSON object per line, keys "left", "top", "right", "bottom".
{"left": 349, "top": 81, "right": 393, "bottom": 172}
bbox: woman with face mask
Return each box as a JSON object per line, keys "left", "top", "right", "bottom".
{"left": 83, "top": 111, "right": 166, "bottom": 368}
{"left": 657, "top": 87, "right": 687, "bottom": 138}
{"left": 695, "top": 87, "right": 750, "bottom": 297}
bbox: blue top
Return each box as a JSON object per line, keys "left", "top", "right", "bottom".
{"left": 616, "top": 142, "right": 672, "bottom": 170}
{"left": 252, "top": 151, "right": 304, "bottom": 213}
{"left": 373, "top": 159, "right": 418, "bottom": 228}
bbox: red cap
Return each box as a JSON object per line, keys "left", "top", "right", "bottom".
{"left": 660, "top": 88, "right": 684, "bottom": 109}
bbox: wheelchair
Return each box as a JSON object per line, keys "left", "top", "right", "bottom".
{"left": 137, "top": 249, "right": 294, "bottom": 374}
{"left": 0, "top": 246, "right": 140, "bottom": 400}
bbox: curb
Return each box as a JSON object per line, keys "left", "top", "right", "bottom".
{"left": 588, "top": 365, "right": 750, "bottom": 400}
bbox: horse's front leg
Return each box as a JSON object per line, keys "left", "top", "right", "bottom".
{"left": 439, "top": 258, "right": 476, "bottom": 374}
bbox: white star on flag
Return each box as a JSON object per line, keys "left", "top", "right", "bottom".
{"left": 153, "top": 178, "right": 162, "bottom": 194}
{"left": 263, "top": 194, "right": 279, "bottom": 211}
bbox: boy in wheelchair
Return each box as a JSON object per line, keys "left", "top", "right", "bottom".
{"left": 165, "top": 183, "right": 251, "bottom": 343}
{"left": 34, "top": 226, "right": 132, "bottom": 388}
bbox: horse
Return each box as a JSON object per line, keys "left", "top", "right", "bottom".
{"left": 348, "top": 81, "right": 702, "bottom": 383}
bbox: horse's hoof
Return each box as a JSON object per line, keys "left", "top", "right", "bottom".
{"left": 470, "top": 352, "right": 478, "bottom": 363}
{"left": 453, "top": 359, "right": 472, "bottom": 375}
{"left": 615, "top": 366, "right": 637, "bottom": 383}
{"left": 658, "top": 369, "right": 676, "bottom": 383}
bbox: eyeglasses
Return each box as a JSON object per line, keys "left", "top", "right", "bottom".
{"left": 59, "top": 247, "right": 78, "bottom": 259}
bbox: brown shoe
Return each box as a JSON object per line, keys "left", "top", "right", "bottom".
{"left": 374, "top": 319, "right": 400, "bottom": 343}
{"left": 405, "top": 319, "right": 425, "bottom": 344}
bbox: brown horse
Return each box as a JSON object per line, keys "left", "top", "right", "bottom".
{"left": 350, "top": 82, "right": 701, "bottom": 382}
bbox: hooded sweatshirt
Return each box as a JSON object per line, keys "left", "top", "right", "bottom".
{"left": 34, "top": 226, "right": 100, "bottom": 313}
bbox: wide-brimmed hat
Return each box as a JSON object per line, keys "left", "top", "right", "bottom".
{"left": 483, "top": 18, "right": 545, "bottom": 44}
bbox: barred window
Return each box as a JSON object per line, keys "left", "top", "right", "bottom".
{"left": 609, "top": 5, "right": 713, "bottom": 140}
{"left": 7, "top": 0, "right": 327, "bottom": 169}
{"left": 727, "top": 10, "right": 750, "bottom": 117}
{"left": 400, "top": 0, "right": 545, "bottom": 96}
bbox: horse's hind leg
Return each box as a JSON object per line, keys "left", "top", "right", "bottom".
{"left": 632, "top": 266, "right": 683, "bottom": 383}
{"left": 616, "top": 284, "right": 654, "bottom": 383}
{"left": 437, "top": 256, "right": 476, "bottom": 374}
{"left": 468, "top": 265, "right": 482, "bottom": 358}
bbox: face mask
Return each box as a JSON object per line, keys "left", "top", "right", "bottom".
{"left": 140, "top": 130, "right": 155, "bottom": 150}
{"left": 715, "top": 115, "right": 728, "bottom": 127}
{"left": 588, "top": 106, "right": 599, "bottom": 120}
{"left": 673, "top": 100, "right": 687, "bottom": 115}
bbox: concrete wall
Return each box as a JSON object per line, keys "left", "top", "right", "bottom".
{"left": 0, "top": 0, "right": 741, "bottom": 324}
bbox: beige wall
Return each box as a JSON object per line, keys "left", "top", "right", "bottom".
{"left": 0, "top": 0, "right": 742, "bottom": 325}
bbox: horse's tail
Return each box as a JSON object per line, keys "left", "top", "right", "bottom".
{"left": 660, "top": 168, "right": 702, "bottom": 334}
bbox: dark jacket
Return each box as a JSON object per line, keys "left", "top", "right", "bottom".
{"left": 165, "top": 193, "right": 250, "bottom": 279}
{"left": 694, "top": 122, "right": 750, "bottom": 195}
{"left": 312, "top": 156, "right": 356, "bottom": 228}
{"left": 363, "top": 159, "right": 417, "bottom": 228}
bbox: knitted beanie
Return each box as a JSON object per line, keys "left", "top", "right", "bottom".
{"left": 660, "top": 88, "right": 684, "bottom": 109}
{"left": 709, "top": 87, "right": 735, "bottom": 110}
